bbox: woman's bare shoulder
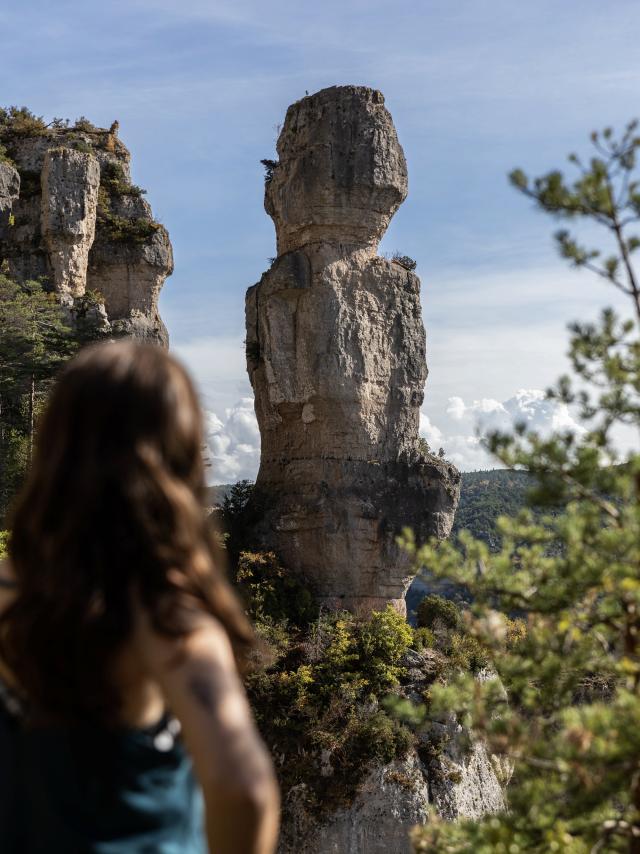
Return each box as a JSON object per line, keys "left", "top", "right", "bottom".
{"left": 130, "top": 592, "right": 233, "bottom": 675}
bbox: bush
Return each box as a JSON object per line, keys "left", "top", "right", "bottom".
{"left": 246, "top": 606, "right": 417, "bottom": 816}
{"left": 236, "top": 550, "right": 318, "bottom": 628}
{"left": 73, "top": 116, "right": 97, "bottom": 133}
{"left": 0, "top": 106, "right": 47, "bottom": 138}
{"left": 70, "top": 139, "right": 94, "bottom": 155}
{"left": 447, "top": 632, "right": 490, "bottom": 674}
{"left": 417, "top": 437, "right": 431, "bottom": 456}
{"left": 96, "top": 186, "right": 159, "bottom": 244}
{"left": 0, "top": 144, "right": 14, "bottom": 166}
{"left": 260, "top": 158, "right": 279, "bottom": 182}
{"left": 347, "top": 710, "right": 414, "bottom": 768}
{"left": 391, "top": 252, "right": 417, "bottom": 271}
{"left": 356, "top": 606, "right": 414, "bottom": 693}
{"left": 413, "top": 627, "right": 435, "bottom": 651}
{"left": 100, "top": 161, "right": 145, "bottom": 198}
{"left": 505, "top": 617, "right": 527, "bottom": 648}
{"left": 99, "top": 214, "right": 159, "bottom": 244}
{"left": 0, "top": 532, "right": 8, "bottom": 558}
{"left": 416, "top": 594, "right": 463, "bottom": 631}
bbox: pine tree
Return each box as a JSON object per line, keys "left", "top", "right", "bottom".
{"left": 405, "top": 123, "right": 640, "bottom": 853}
{"left": 0, "top": 275, "right": 79, "bottom": 523}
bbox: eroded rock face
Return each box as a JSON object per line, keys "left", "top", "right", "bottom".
{"left": 279, "top": 741, "right": 507, "bottom": 854}
{"left": 41, "top": 147, "right": 100, "bottom": 298}
{"left": 278, "top": 754, "right": 430, "bottom": 854}
{"left": 246, "top": 86, "right": 460, "bottom": 613}
{"left": 0, "top": 123, "right": 172, "bottom": 345}
{"left": 266, "top": 86, "right": 408, "bottom": 256}
{"left": 0, "top": 162, "right": 20, "bottom": 241}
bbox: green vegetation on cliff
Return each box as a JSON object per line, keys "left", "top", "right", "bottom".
{"left": 0, "top": 275, "right": 103, "bottom": 524}
{"left": 230, "top": 547, "right": 509, "bottom": 821}
{"left": 0, "top": 276, "right": 77, "bottom": 524}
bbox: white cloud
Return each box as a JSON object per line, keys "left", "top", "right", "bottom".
{"left": 422, "top": 388, "right": 585, "bottom": 471}
{"left": 205, "top": 398, "right": 260, "bottom": 484}
{"left": 205, "top": 387, "right": 586, "bottom": 483}
{"left": 418, "top": 412, "right": 443, "bottom": 448}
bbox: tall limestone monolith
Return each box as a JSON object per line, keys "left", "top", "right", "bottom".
{"left": 245, "top": 86, "right": 460, "bottom": 615}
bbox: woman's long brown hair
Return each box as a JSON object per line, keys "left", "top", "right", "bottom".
{"left": 0, "top": 341, "right": 254, "bottom": 724}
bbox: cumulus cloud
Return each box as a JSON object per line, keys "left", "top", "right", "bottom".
{"left": 204, "top": 388, "right": 586, "bottom": 483}
{"left": 422, "top": 388, "right": 585, "bottom": 471}
{"left": 205, "top": 398, "right": 260, "bottom": 484}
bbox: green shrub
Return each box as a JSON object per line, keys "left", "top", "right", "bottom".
{"left": 391, "top": 252, "right": 417, "bottom": 271}
{"left": 100, "top": 214, "right": 159, "bottom": 244}
{"left": 505, "top": 616, "right": 527, "bottom": 648}
{"left": 100, "top": 161, "right": 145, "bottom": 198}
{"left": 413, "top": 627, "right": 435, "bottom": 651}
{"left": 447, "top": 632, "right": 490, "bottom": 674}
{"left": 260, "top": 158, "right": 279, "bottom": 182}
{"left": 246, "top": 605, "right": 418, "bottom": 815}
{"left": 347, "top": 710, "right": 414, "bottom": 768}
{"left": 73, "top": 116, "right": 97, "bottom": 133}
{"left": 356, "top": 606, "right": 413, "bottom": 693}
{"left": 0, "top": 144, "right": 14, "bottom": 166}
{"left": 417, "top": 437, "right": 431, "bottom": 456}
{"left": 236, "top": 550, "right": 318, "bottom": 628}
{"left": 96, "top": 187, "right": 159, "bottom": 244}
{"left": 416, "top": 594, "right": 463, "bottom": 631}
{"left": 70, "top": 139, "right": 94, "bottom": 154}
{"left": 0, "top": 532, "right": 8, "bottom": 558}
{"left": 0, "top": 106, "right": 47, "bottom": 138}
{"left": 94, "top": 165, "right": 155, "bottom": 245}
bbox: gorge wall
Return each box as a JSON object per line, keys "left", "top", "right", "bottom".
{"left": 0, "top": 114, "right": 172, "bottom": 345}
{"left": 245, "top": 86, "right": 461, "bottom": 614}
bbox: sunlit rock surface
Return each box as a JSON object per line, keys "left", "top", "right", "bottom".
{"left": 245, "top": 86, "right": 460, "bottom": 614}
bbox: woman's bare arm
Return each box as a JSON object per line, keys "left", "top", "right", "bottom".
{"left": 133, "top": 608, "right": 279, "bottom": 854}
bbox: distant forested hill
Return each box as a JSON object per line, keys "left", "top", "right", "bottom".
{"left": 208, "top": 469, "right": 532, "bottom": 550}
{"left": 452, "top": 469, "right": 532, "bottom": 549}
{"left": 209, "top": 471, "right": 532, "bottom": 621}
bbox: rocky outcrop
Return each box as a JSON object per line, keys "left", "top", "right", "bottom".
{"left": 265, "top": 87, "right": 408, "bottom": 256}
{"left": 41, "top": 148, "right": 100, "bottom": 299}
{"left": 278, "top": 651, "right": 509, "bottom": 853}
{"left": 278, "top": 754, "right": 430, "bottom": 854}
{"left": 0, "top": 161, "right": 20, "bottom": 242}
{"left": 279, "top": 742, "right": 506, "bottom": 854}
{"left": 245, "top": 86, "right": 460, "bottom": 614}
{"left": 0, "top": 119, "right": 172, "bottom": 345}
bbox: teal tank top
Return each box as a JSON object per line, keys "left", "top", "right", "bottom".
{"left": 0, "top": 683, "right": 206, "bottom": 854}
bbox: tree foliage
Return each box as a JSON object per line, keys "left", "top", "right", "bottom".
{"left": 0, "top": 275, "right": 99, "bottom": 523}
{"left": 404, "top": 123, "right": 640, "bottom": 853}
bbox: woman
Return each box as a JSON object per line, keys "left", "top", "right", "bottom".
{"left": 0, "top": 341, "right": 279, "bottom": 853}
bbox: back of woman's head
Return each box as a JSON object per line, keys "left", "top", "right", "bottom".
{"left": 1, "top": 340, "right": 253, "bottom": 723}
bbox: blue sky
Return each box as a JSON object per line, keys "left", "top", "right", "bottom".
{"left": 3, "top": 0, "right": 639, "bottom": 476}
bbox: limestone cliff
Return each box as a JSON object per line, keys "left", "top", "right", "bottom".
{"left": 0, "top": 114, "right": 172, "bottom": 345}
{"left": 277, "top": 655, "right": 509, "bottom": 854}
{"left": 245, "top": 86, "right": 460, "bottom": 614}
